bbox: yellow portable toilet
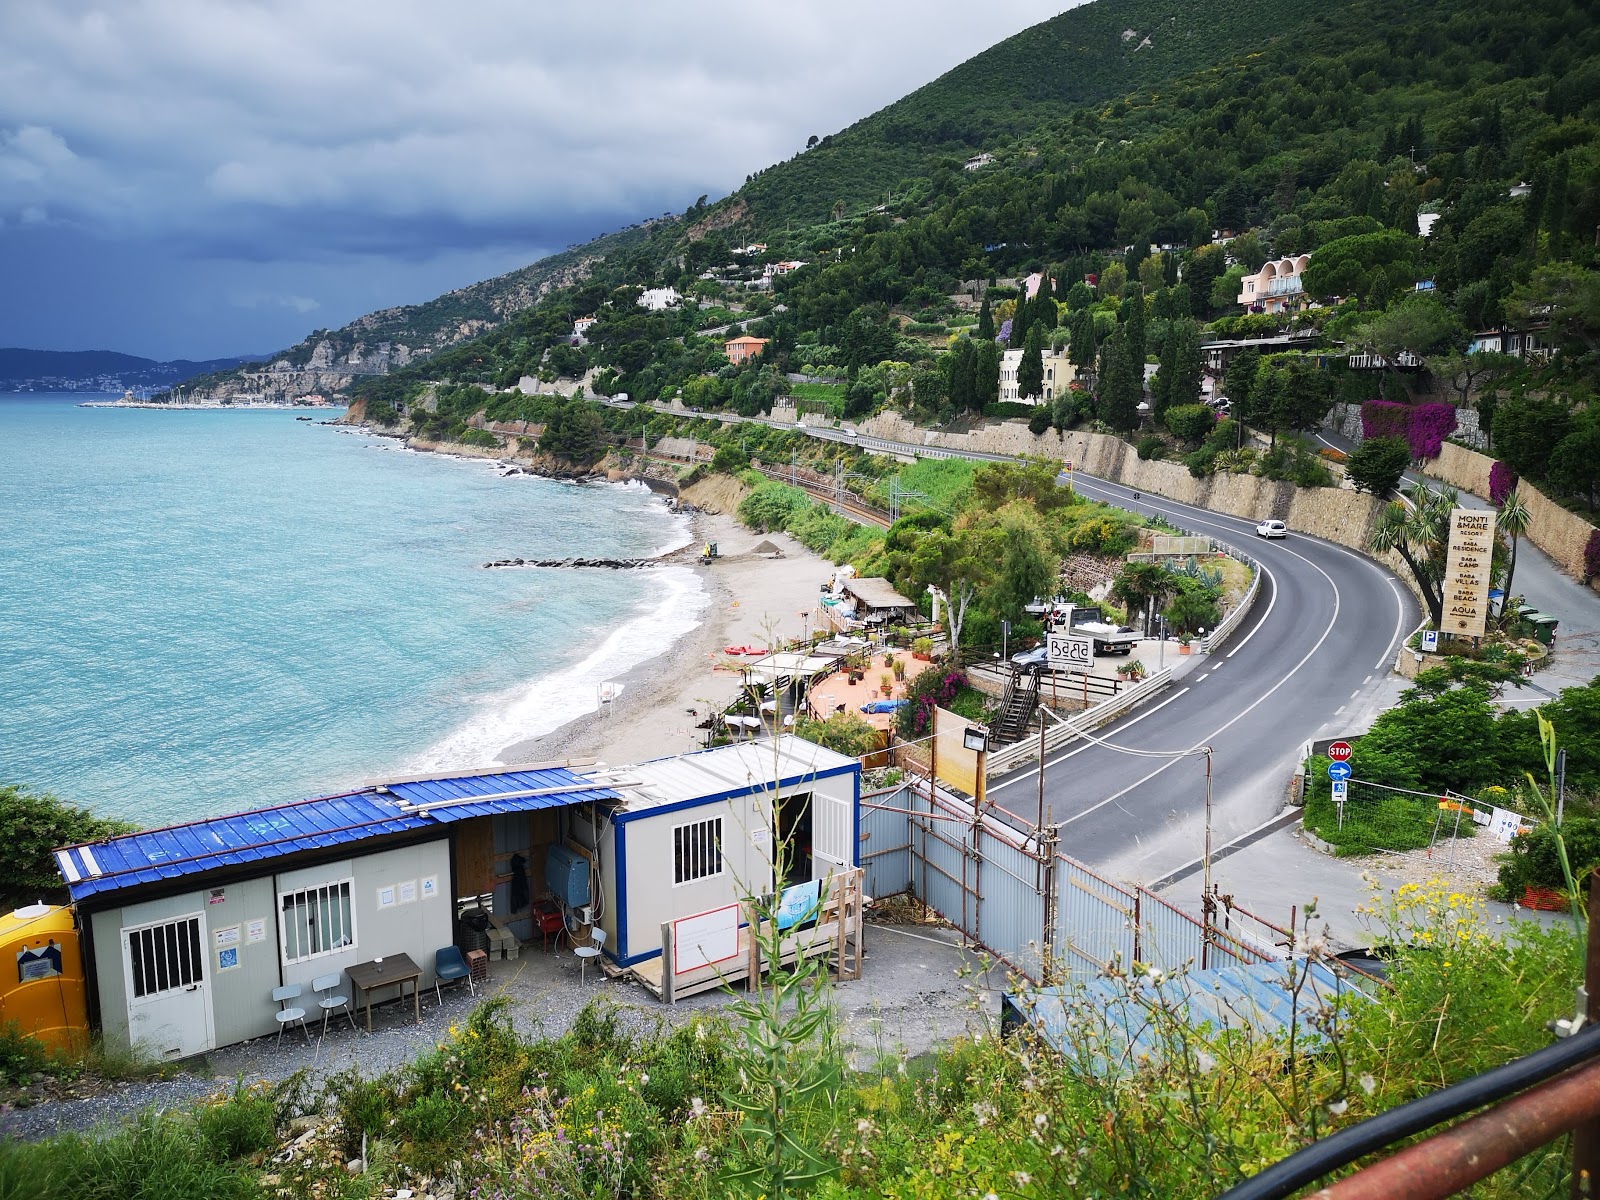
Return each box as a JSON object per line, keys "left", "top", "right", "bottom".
{"left": 0, "top": 904, "right": 89, "bottom": 1054}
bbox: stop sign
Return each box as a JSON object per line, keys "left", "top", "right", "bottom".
{"left": 1328, "top": 741, "right": 1353, "bottom": 762}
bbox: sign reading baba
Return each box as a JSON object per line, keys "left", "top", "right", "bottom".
{"left": 1441, "top": 507, "right": 1493, "bottom": 639}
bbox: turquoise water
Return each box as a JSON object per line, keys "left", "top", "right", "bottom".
{"left": 0, "top": 395, "right": 704, "bottom": 825}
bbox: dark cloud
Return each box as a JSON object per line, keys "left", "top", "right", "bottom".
{"left": 0, "top": 1, "right": 1067, "bottom": 358}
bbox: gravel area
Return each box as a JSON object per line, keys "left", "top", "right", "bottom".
{"left": 3, "top": 921, "right": 998, "bottom": 1141}
{"left": 1379, "top": 828, "right": 1509, "bottom": 894}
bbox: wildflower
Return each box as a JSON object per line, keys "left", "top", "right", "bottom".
{"left": 1328, "top": 1099, "right": 1349, "bottom": 1116}
{"left": 1034, "top": 1112, "right": 1049, "bottom": 1129}
{"left": 1358, "top": 1073, "right": 1376, "bottom": 1095}
{"left": 1014, "top": 1171, "right": 1032, "bottom": 1185}
{"left": 690, "top": 1096, "right": 707, "bottom": 1119}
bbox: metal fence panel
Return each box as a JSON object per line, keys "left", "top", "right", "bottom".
{"left": 912, "top": 790, "right": 972, "bottom": 930}
{"left": 1056, "top": 856, "right": 1137, "bottom": 983}
{"left": 974, "top": 826, "right": 1047, "bottom": 981}
{"left": 859, "top": 785, "right": 913, "bottom": 898}
{"left": 1136, "top": 887, "right": 1206, "bottom": 972}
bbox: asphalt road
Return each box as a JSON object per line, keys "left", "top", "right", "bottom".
{"left": 805, "top": 427, "right": 1421, "bottom": 885}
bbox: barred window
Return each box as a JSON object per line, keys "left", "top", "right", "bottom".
{"left": 673, "top": 817, "right": 723, "bottom": 885}
{"left": 279, "top": 879, "right": 355, "bottom": 964}
{"left": 127, "top": 915, "right": 203, "bottom": 999}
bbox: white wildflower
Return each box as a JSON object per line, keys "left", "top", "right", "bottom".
{"left": 1358, "top": 1073, "right": 1376, "bottom": 1095}
{"left": 1328, "top": 1099, "right": 1349, "bottom": 1116}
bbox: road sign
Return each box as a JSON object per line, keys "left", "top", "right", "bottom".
{"left": 1327, "top": 741, "right": 1353, "bottom": 762}
{"left": 1331, "top": 779, "right": 1348, "bottom": 803}
{"left": 1047, "top": 632, "right": 1094, "bottom": 675}
{"left": 1421, "top": 629, "right": 1439, "bottom": 652}
{"left": 1327, "top": 761, "right": 1352, "bottom": 782}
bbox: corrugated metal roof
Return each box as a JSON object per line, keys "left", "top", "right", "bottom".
{"left": 381, "top": 765, "right": 616, "bottom": 823}
{"left": 841, "top": 577, "right": 916, "bottom": 610}
{"left": 622, "top": 736, "right": 856, "bottom": 814}
{"left": 56, "top": 767, "right": 619, "bottom": 903}
{"left": 1008, "top": 960, "right": 1364, "bottom": 1075}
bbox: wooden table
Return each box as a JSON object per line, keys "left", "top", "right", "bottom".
{"left": 346, "top": 953, "right": 422, "bottom": 1032}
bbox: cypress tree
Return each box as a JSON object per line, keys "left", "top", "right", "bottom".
{"left": 976, "top": 339, "right": 1002, "bottom": 407}
{"left": 1100, "top": 331, "right": 1140, "bottom": 434}
{"left": 947, "top": 338, "right": 978, "bottom": 411}
{"left": 977, "top": 296, "right": 995, "bottom": 342}
{"left": 1018, "top": 324, "right": 1046, "bottom": 401}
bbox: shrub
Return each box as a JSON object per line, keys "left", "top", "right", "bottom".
{"left": 1489, "top": 460, "right": 1518, "bottom": 507}
{"left": 895, "top": 667, "right": 970, "bottom": 739}
{"left": 794, "top": 710, "right": 881, "bottom": 758}
{"left": 0, "top": 784, "right": 136, "bottom": 909}
{"left": 1585, "top": 529, "right": 1600, "bottom": 582}
{"left": 1493, "top": 817, "right": 1600, "bottom": 901}
{"left": 1360, "top": 399, "right": 1458, "bottom": 460}
{"left": 0, "top": 1021, "right": 55, "bottom": 1085}
{"left": 457, "top": 428, "right": 500, "bottom": 449}
{"left": 710, "top": 444, "right": 748, "bottom": 473}
{"left": 1027, "top": 408, "right": 1053, "bottom": 435}
{"left": 1163, "top": 403, "right": 1216, "bottom": 443}
{"left": 1346, "top": 435, "right": 1411, "bottom": 496}
{"left": 1136, "top": 435, "right": 1167, "bottom": 460}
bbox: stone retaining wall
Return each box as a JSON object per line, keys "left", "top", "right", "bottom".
{"left": 1428, "top": 443, "right": 1598, "bottom": 586}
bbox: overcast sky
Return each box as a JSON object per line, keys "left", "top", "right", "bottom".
{"left": 1, "top": 1, "right": 1069, "bottom": 361}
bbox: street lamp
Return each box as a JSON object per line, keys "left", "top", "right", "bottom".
{"left": 963, "top": 726, "right": 989, "bottom": 810}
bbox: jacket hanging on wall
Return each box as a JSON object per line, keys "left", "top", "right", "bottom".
{"left": 509, "top": 852, "right": 530, "bottom": 914}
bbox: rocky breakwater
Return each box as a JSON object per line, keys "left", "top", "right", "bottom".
{"left": 484, "top": 555, "right": 666, "bottom": 570}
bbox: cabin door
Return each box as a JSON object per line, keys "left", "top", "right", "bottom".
{"left": 811, "top": 787, "right": 854, "bottom": 878}
{"left": 122, "top": 913, "right": 214, "bottom": 1059}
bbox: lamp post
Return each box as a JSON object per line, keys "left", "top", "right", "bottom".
{"left": 963, "top": 725, "right": 989, "bottom": 810}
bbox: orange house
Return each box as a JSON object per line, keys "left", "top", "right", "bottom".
{"left": 724, "top": 335, "right": 769, "bottom": 365}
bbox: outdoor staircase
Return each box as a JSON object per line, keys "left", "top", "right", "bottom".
{"left": 991, "top": 667, "right": 1040, "bottom": 744}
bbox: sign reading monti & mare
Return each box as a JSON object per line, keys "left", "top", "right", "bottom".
{"left": 1441, "top": 507, "right": 1493, "bottom": 638}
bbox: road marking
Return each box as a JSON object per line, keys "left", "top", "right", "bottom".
{"left": 1227, "top": 563, "right": 1279, "bottom": 658}
{"left": 1351, "top": 689, "right": 1361, "bottom": 699}
{"left": 987, "top": 688, "right": 1192, "bottom": 794}
{"left": 1057, "top": 544, "right": 1347, "bottom": 829}
{"left": 1335, "top": 705, "right": 1346, "bottom": 715}
{"left": 1364, "top": 674, "right": 1373, "bottom": 684}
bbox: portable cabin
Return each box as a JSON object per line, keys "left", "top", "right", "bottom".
{"left": 53, "top": 743, "right": 861, "bottom": 1058}
{"left": 0, "top": 903, "right": 89, "bottom": 1053}
{"left": 578, "top": 737, "right": 860, "bottom": 969}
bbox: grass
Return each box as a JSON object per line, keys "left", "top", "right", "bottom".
{"left": 0, "top": 892, "right": 1583, "bottom": 1198}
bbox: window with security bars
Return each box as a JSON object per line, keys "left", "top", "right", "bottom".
{"left": 279, "top": 879, "right": 356, "bottom": 964}
{"left": 127, "top": 916, "right": 203, "bottom": 999}
{"left": 673, "top": 816, "right": 723, "bottom": 885}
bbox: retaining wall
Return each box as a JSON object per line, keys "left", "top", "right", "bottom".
{"left": 1428, "top": 443, "right": 1598, "bottom": 586}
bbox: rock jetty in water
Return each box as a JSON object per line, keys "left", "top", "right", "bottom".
{"left": 484, "top": 556, "right": 664, "bottom": 570}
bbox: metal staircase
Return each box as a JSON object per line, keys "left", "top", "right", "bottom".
{"left": 991, "top": 667, "right": 1040, "bottom": 743}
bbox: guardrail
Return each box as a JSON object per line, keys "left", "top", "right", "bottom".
{"left": 1202, "top": 555, "right": 1263, "bottom": 653}
{"left": 986, "top": 668, "right": 1174, "bottom": 776}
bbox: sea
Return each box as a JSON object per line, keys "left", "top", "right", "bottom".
{"left": 0, "top": 394, "right": 706, "bottom": 826}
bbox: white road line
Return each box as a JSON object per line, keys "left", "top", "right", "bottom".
{"left": 1058, "top": 553, "right": 1347, "bottom": 829}
{"left": 1227, "top": 563, "right": 1279, "bottom": 658}
{"left": 1351, "top": 689, "right": 1361, "bottom": 699}
{"left": 1335, "top": 705, "right": 1346, "bottom": 715}
{"left": 987, "top": 688, "right": 1192, "bottom": 794}
{"left": 1364, "top": 674, "right": 1373, "bottom": 684}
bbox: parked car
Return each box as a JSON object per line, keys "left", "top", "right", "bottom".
{"left": 1011, "top": 645, "right": 1049, "bottom": 668}
{"left": 1256, "top": 519, "right": 1288, "bottom": 539}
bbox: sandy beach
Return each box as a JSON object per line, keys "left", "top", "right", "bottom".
{"left": 496, "top": 509, "right": 836, "bottom": 768}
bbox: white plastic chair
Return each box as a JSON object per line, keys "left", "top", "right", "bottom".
{"left": 312, "top": 972, "right": 355, "bottom": 1035}
{"left": 574, "top": 926, "right": 607, "bottom": 983}
{"left": 273, "top": 983, "right": 309, "bottom": 1047}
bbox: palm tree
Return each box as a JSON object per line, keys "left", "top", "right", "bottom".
{"left": 1496, "top": 488, "right": 1531, "bottom": 624}
{"left": 1370, "top": 482, "right": 1457, "bottom": 630}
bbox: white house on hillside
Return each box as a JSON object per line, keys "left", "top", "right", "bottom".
{"left": 637, "top": 287, "right": 682, "bottom": 311}
{"left": 999, "top": 348, "right": 1075, "bottom": 405}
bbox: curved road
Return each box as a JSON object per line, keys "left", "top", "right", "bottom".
{"left": 805, "top": 427, "right": 1420, "bottom": 885}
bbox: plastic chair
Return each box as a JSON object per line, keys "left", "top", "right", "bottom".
{"left": 312, "top": 972, "right": 355, "bottom": 1035}
{"left": 574, "top": 926, "right": 607, "bottom": 983}
{"left": 273, "top": 983, "right": 310, "bottom": 1047}
{"left": 434, "top": 945, "right": 475, "bottom": 1005}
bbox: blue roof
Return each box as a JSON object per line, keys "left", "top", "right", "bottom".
{"left": 1006, "top": 960, "right": 1366, "bottom": 1076}
{"left": 56, "top": 767, "right": 617, "bottom": 903}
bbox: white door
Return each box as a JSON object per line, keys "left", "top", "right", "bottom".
{"left": 811, "top": 788, "right": 854, "bottom": 877}
{"left": 122, "top": 913, "right": 214, "bottom": 1059}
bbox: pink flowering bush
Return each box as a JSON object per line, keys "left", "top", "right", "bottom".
{"left": 1360, "top": 400, "right": 1458, "bottom": 461}
{"left": 1490, "top": 461, "right": 1519, "bottom": 507}
{"left": 896, "top": 667, "right": 971, "bottom": 737}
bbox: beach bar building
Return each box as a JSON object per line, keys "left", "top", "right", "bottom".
{"left": 53, "top": 739, "right": 860, "bottom": 1058}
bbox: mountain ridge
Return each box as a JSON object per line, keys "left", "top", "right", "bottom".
{"left": 0, "top": 348, "right": 266, "bottom": 392}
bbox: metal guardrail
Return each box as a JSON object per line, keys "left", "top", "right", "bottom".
{"left": 986, "top": 668, "right": 1174, "bottom": 776}
{"left": 1203, "top": 555, "right": 1263, "bottom": 653}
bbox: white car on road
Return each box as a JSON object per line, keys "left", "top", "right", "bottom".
{"left": 1255, "top": 519, "right": 1288, "bottom": 539}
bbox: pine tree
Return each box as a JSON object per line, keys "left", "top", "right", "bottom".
{"left": 1018, "top": 324, "right": 1046, "bottom": 401}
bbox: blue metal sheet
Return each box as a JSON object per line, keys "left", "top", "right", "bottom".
{"left": 57, "top": 768, "right": 619, "bottom": 903}
{"left": 1007, "top": 960, "right": 1364, "bottom": 1076}
{"left": 382, "top": 767, "right": 616, "bottom": 822}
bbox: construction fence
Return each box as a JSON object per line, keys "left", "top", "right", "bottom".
{"left": 1300, "top": 773, "right": 1536, "bottom": 861}
{"left": 859, "top": 782, "right": 1293, "bottom": 986}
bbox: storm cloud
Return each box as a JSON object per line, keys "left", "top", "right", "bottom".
{"left": 1, "top": 1, "right": 1066, "bottom": 359}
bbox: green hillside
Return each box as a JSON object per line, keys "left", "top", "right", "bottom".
{"left": 735, "top": 0, "right": 1345, "bottom": 228}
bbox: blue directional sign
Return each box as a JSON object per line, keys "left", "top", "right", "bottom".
{"left": 1327, "top": 761, "right": 1352, "bottom": 782}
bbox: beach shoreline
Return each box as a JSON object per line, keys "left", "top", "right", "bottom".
{"left": 496, "top": 510, "right": 832, "bottom": 769}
